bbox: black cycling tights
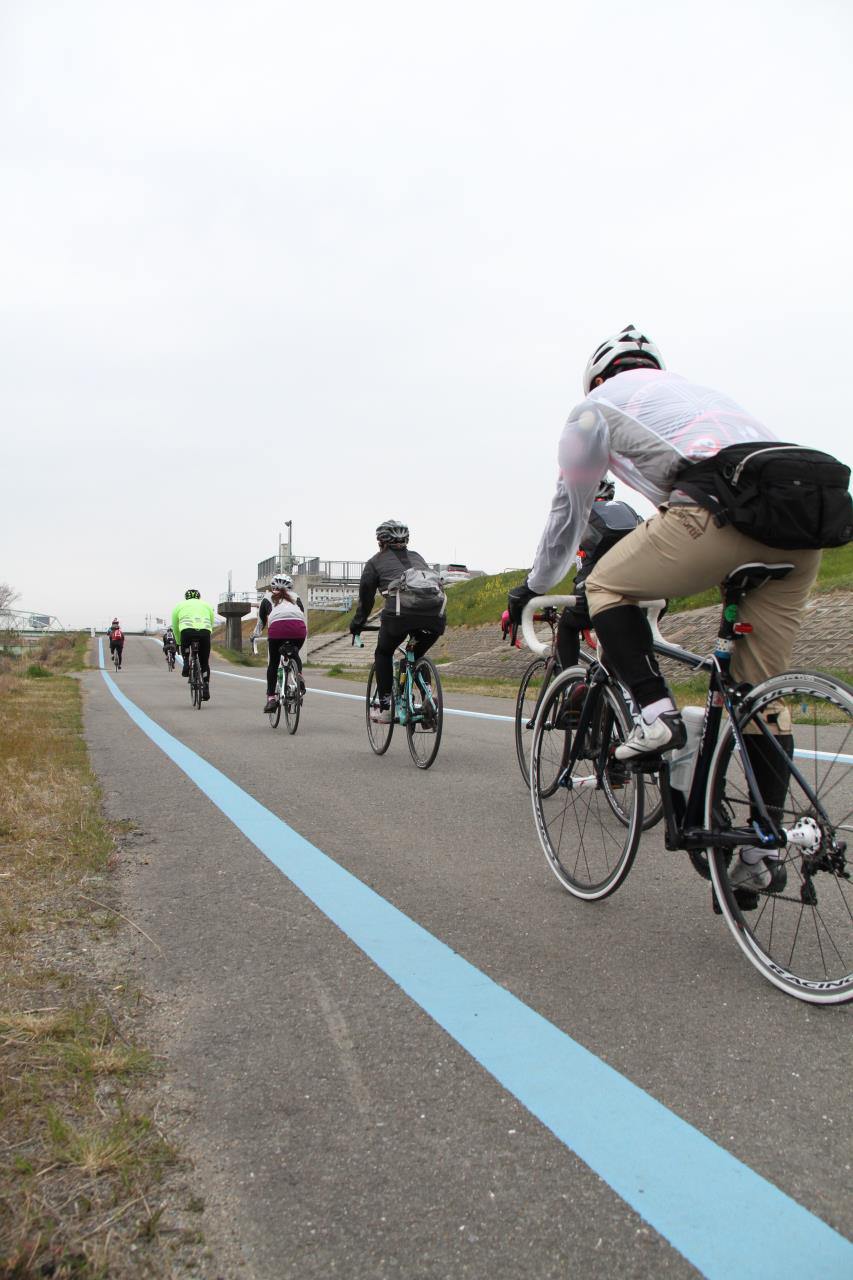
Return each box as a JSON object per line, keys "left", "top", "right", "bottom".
{"left": 591, "top": 604, "right": 669, "bottom": 709}
{"left": 374, "top": 620, "right": 442, "bottom": 700}
{"left": 180, "top": 629, "right": 211, "bottom": 681}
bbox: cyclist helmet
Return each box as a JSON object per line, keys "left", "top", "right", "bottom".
{"left": 185, "top": 588, "right": 201, "bottom": 600}
{"left": 270, "top": 573, "right": 293, "bottom": 591}
{"left": 596, "top": 476, "right": 616, "bottom": 501}
{"left": 376, "top": 519, "right": 409, "bottom": 545}
{"left": 111, "top": 617, "right": 119, "bottom": 625}
{"left": 582, "top": 324, "right": 664, "bottom": 395}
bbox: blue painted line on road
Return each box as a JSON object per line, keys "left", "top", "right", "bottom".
{"left": 96, "top": 646, "right": 852, "bottom": 1279}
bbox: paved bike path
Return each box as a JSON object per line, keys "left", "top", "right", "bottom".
{"left": 83, "top": 638, "right": 852, "bottom": 1278}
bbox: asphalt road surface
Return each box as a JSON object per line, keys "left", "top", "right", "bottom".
{"left": 83, "top": 637, "right": 852, "bottom": 1279}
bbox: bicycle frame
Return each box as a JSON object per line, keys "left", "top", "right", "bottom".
{"left": 393, "top": 640, "right": 433, "bottom": 725}
{"left": 354, "top": 628, "right": 435, "bottom": 727}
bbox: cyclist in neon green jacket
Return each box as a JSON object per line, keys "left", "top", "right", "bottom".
{"left": 171, "top": 589, "right": 216, "bottom": 700}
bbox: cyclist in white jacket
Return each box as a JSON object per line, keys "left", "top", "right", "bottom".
{"left": 507, "top": 325, "right": 822, "bottom": 897}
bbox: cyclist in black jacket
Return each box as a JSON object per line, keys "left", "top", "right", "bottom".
{"left": 350, "top": 520, "right": 446, "bottom": 723}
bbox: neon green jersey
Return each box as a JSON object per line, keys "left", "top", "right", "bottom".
{"left": 171, "top": 599, "right": 215, "bottom": 644}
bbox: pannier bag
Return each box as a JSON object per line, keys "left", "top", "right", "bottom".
{"left": 676, "top": 442, "right": 853, "bottom": 550}
{"left": 384, "top": 567, "right": 447, "bottom": 616}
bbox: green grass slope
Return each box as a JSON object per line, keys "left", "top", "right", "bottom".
{"left": 219, "top": 545, "right": 852, "bottom": 642}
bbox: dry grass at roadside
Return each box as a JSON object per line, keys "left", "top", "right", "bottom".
{"left": 0, "top": 636, "right": 206, "bottom": 1279}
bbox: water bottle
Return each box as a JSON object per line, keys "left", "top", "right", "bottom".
{"left": 668, "top": 706, "right": 704, "bottom": 796}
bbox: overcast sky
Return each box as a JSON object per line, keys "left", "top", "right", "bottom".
{"left": 3, "top": 1, "right": 851, "bottom": 629}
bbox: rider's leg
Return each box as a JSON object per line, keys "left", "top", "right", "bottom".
{"left": 196, "top": 632, "right": 212, "bottom": 682}
{"left": 374, "top": 619, "right": 405, "bottom": 700}
{"left": 266, "top": 639, "right": 281, "bottom": 695}
{"left": 556, "top": 600, "right": 589, "bottom": 669}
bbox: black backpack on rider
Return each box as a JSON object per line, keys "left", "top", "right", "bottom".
{"left": 676, "top": 442, "right": 853, "bottom": 550}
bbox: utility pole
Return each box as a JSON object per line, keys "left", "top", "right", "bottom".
{"left": 285, "top": 519, "right": 293, "bottom": 572}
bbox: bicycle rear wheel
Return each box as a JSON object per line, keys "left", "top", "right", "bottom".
{"left": 531, "top": 667, "right": 643, "bottom": 900}
{"left": 707, "top": 671, "right": 853, "bottom": 1004}
{"left": 515, "top": 657, "right": 551, "bottom": 786}
{"left": 191, "top": 655, "right": 203, "bottom": 709}
{"left": 365, "top": 663, "right": 394, "bottom": 755}
{"left": 406, "top": 658, "right": 443, "bottom": 769}
{"left": 283, "top": 659, "right": 301, "bottom": 735}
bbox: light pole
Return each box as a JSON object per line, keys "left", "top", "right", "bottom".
{"left": 285, "top": 519, "right": 293, "bottom": 572}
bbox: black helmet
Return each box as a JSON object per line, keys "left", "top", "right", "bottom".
{"left": 376, "top": 519, "right": 409, "bottom": 545}
{"left": 596, "top": 476, "right": 616, "bottom": 501}
{"left": 185, "top": 588, "right": 201, "bottom": 600}
{"left": 583, "top": 324, "right": 664, "bottom": 395}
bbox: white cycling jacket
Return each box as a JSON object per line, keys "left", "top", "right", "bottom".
{"left": 528, "top": 369, "right": 778, "bottom": 592}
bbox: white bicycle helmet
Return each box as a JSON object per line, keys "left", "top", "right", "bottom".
{"left": 270, "top": 573, "right": 293, "bottom": 591}
{"left": 583, "top": 324, "right": 664, "bottom": 395}
{"left": 376, "top": 519, "right": 409, "bottom": 545}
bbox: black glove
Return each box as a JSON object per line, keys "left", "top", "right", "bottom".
{"left": 349, "top": 619, "right": 362, "bottom": 636}
{"left": 507, "top": 580, "right": 536, "bottom": 625}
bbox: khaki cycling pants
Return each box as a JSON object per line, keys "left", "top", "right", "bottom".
{"left": 585, "top": 504, "right": 820, "bottom": 693}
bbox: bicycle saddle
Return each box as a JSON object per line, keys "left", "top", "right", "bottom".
{"left": 722, "top": 562, "right": 795, "bottom": 594}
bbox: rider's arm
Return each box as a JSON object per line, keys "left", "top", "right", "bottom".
{"left": 352, "top": 560, "right": 379, "bottom": 628}
{"left": 257, "top": 597, "right": 271, "bottom": 632}
{"left": 171, "top": 606, "right": 181, "bottom": 646}
{"left": 528, "top": 406, "right": 610, "bottom": 593}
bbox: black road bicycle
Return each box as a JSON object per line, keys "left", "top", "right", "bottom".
{"left": 165, "top": 644, "right": 177, "bottom": 672}
{"left": 355, "top": 626, "right": 444, "bottom": 769}
{"left": 527, "top": 564, "right": 853, "bottom": 1005}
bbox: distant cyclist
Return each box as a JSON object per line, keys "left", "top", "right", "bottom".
{"left": 162, "top": 626, "right": 177, "bottom": 662}
{"left": 171, "top": 589, "right": 215, "bottom": 701}
{"left": 350, "top": 520, "right": 446, "bottom": 723}
{"left": 254, "top": 573, "right": 307, "bottom": 713}
{"left": 507, "top": 323, "right": 840, "bottom": 898}
{"left": 107, "top": 618, "right": 124, "bottom": 669}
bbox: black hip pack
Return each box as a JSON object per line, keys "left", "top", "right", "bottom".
{"left": 675, "top": 442, "right": 853, "bottom": 550}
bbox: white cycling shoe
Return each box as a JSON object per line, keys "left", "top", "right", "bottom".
{"left": 614, "top": 711, "right": 686, "bottom": 761}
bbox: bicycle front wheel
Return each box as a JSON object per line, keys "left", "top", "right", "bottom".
{"left": 406, "top": 657, "right": 443, "bottom": 769}
{"left": 284, "top": 660, "right": 301, "bottom": 735}
{"left": 515, "top": 657, "right": 552, "bottom": 787}
{"left": 531, "top": 667, "right": 643, "bottom": 900}
{"left": 706, "top": 671, "right": 853, "bottom": 1004}
{"left": 365, "top": 664, "right": 394, "bottom": 755}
